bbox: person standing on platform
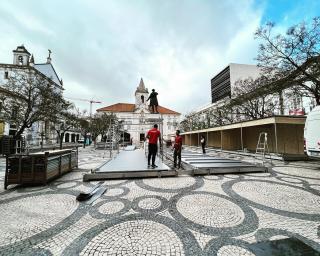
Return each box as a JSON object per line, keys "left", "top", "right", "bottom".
{"left": 201, "top": 135, "right": 206, "bottom": 154}
{"left": 173, "top": 130, "right": 183, "bottom": 169}
{"left": 147, "top": 89, "right": 159, "bottom": 114}
{"left": 146, "top": 124, "right": 161, "bottom": 168}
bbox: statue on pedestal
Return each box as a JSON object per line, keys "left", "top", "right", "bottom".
{"left": 147, "top": 89, "right": 159, "bottom": 114}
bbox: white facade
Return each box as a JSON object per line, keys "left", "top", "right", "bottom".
{"left": 0, "top": 45, "right": 81, "bottom": 145}
{"left": 209, "top": 63, "right": 315, "bottom": 115}
{"left": 97, "top": 78, "right": 181, "bottom": 145}
{"left": 229, "top": 63, "right": 262, "bottom": 87}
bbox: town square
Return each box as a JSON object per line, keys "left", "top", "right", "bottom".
{"left": 0, "top": 0, "right": 320, "bottom": 255}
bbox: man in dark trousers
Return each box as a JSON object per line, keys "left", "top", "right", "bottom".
{"left": 147, "top": 89, "right": 159, "bottom": 114}
{"left": 146, "top": 124, "right": 161, "bottom": 168}
{"left": 173, "top": 130, "right": 182, "bottom": 169}
{"left": 200, "top": 135, "right": 206, "bottom": 154}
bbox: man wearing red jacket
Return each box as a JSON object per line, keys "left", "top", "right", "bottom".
{"left": 173, "top": 130, "right": 182, "bottom": 169}
{"left": 146, "top": 124, "right": 161, "bottom": 168}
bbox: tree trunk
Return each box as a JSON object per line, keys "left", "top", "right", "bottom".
{"left": 14, "top": 123, "right": 28, "bottom": 140}
{"left": 315, "top": 93, "right": 320, "bottom": 106}
{"left": 279, "top": 91, "right": 284, "bottom": 115}
{"left": 83, "top": 134, "right": 86, "bottom": 148}
{"left": 60, "top": 132, "right": 64, "bottom": 150}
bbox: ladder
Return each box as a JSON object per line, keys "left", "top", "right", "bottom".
{"left": 255, "top": 132, "right": 272, "bottom": 165}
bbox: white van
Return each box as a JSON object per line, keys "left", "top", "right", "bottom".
{"left": 304, "top": 105, "right": 320, "bottom": 159}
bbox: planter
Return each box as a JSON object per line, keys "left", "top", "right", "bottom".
{"left": 4, "top": 149, "right": 78, "bottom": 189}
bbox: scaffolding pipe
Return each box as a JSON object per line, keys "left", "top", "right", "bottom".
{"left": 241, "top": 126, "right": 244, "bottom": 151}
{"left": 274, "top": 123, "right": 279, "bottom": 155}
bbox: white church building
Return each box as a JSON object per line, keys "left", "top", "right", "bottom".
{"left": 0, "top": 45, "right": 81, "bottom": 145}
{"left": 96, "top": 78, "right": 181, "bottom": 145}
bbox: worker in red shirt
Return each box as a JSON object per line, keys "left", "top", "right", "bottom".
{"left": 146, "top": 124, "right": 161, "bottom": 168}
{"left": 173, "top": 130, "right": 183, "bottom": 169}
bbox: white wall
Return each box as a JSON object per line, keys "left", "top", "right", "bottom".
{"left": 106, "top": 111, "right": 180, "bottom": 145}
{"left": 229, "top": 63, "right": 262, "bottom": 89}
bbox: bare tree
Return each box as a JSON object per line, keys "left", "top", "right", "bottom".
{"left": 0, "top": 70, "right": 66, "bottom": 140}
{"left": 232, "top": 77, "right": 276, "bottom": 119}
{"left": 179, "top": 112, "right": 202, "bottom": 132}
{"left": 51, "top": 106, "right": 82, "bottom": 149}
{"left": 180, "top": 105, "right": 237, "bottom": 132}
{"left": 90, "top": 113, "right": 116, "bottom": 143}
{"left": 255, "top": 17, "right": 320, "bottom": 105}
{"left": 205, "top": 105, "right": 237, "bottom": 127}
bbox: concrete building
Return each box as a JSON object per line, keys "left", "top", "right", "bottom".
{"left": 194, "top": 63, "right": 316, "bottom": 123}
{"left": 0, "top": 45, "right": 80, "bottom": 145}
{"left": 211, "top": 63, "right": 261, "bottom": 104}
{"left": 96, "top": 78, "right": 181, "bottom": 145}
{"left": 181, "top": 63, "right": 316, "bottom": 158}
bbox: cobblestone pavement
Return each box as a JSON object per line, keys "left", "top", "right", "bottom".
{"left": 0, "top": 146, "right": 320, "bottom": 255}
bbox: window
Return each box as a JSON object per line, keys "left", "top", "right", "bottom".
{"left": 11, "top": 106, "right": 18, "bottom": 119}
{"left": 18, "top": 56, "right": 23, "bottom": 65}
{"left": 140, "top": 133, "right": 145, "bottom": 141}
{"left": 4, "top": 71, "right": 8, "bottom": 79}
{"left": 141, "top": 95, "right": 145, "bottom": 103}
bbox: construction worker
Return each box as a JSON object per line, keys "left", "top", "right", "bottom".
{"left": 173, "top": 130, "right": 183, "bottom": 169}
{"left": 146, "top": 124, "right": 161, "bottom": 168}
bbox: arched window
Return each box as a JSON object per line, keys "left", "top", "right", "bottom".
{"left": 141, "top": 95, "right": 144, "bottom": 103}
{"left": 65, "top": 133, "right": 70, "bottom": 143}
{"left": 18, "top": 56, "right": 23, "bottom": 65}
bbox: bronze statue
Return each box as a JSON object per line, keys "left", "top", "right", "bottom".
{"left": 147, "top": 89, "right": 159, "bottom": 114}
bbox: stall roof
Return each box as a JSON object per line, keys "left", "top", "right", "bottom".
{"left": 181, "top": 116, "right": 306, "bottom": 135}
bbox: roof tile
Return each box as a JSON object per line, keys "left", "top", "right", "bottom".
{"left": 96, "top": 103, "right": 180, "bottom": 115}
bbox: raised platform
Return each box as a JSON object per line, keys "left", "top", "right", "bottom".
{"left": 178, "top": 150, "right": 267, "bottom": 175}
{"left": 83, "top": 149, "right": 176, "bottom": 181}
{"left": 185, "top": 145, "right": 308, "bottom": 161}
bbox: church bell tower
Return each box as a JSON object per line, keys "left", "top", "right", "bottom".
{"left": 135, "top": 78, "right": 149, "bottom": 110}
{"left": 13, "top": 45, "right": 31, "bottom": 66}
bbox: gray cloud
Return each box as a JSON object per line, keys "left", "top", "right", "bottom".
{"left": 0, "top": 0, "right": 262, "bottom": 113}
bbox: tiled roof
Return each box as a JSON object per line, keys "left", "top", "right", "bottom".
{"left": 157, "top": 105, "right": 180, "bottom": 115}
{"left": 97, "top": 103, "right": 180, "bottom": 115}
{"left": 97, "top": 103, "right": 135, "bottom": 113}
{"left": 13, "top": 45, "right": 30, "bottom": 55}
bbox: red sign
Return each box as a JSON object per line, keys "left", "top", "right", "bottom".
{"left": 289, "top": 109, "right": 305, "bottom": 116}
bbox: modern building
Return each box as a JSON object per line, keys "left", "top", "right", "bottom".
{"left": 96, "top": 78, "right": 181, "bottom": 145}
{"left": 0, "top": 45, "right": 80, "bottom": 145}
{"left": 204, "top": 63, "right": 315, "bottom": 116}
{"left": 211, "top": 63, "right": 261, "bottom": 104}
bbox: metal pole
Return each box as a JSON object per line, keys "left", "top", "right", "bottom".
{"left": 89, "top": 101, "right": 93, "bottom": 132}
{"left": 122, "top": 129, "right": 124, "bottom": 149}
{"left": 220, "top": 130, "right": 223, "bottom": 152}
{"left": 274, "top": 123, "right": 278, "bottom": 155}
{"left": 198, "top": 133, "right": 200, "bottom": 148}
{"left": 160, "top": 115, "right": 164, "bottom": 161}
{"left": 240, "top": 126, "right": 243, "bottom": 151}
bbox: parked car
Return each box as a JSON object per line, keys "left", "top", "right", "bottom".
{"left": 304, "top": 106, "right": 320, "bottom": 159}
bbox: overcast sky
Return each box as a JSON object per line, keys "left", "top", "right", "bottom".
{"left": 0, "top": 0, "right": 319, "bottom": 115}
